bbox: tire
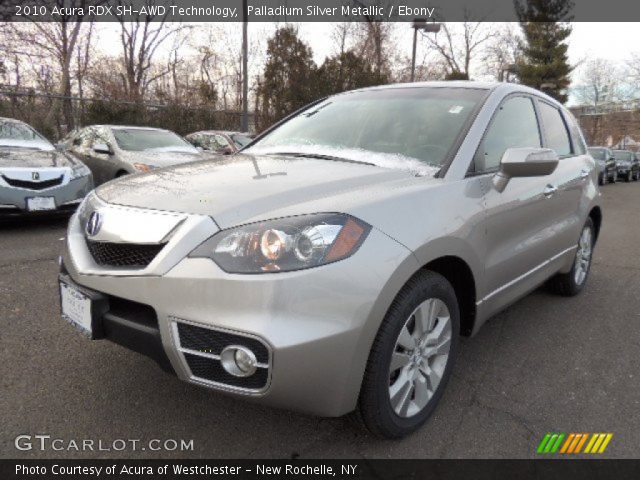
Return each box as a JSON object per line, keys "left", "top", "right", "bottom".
{"left": 599, "top": 173, "right": 605, "bottom": 186}
{"left": 357, "top": 271, "right": 460, "bottom": 438}
{"left": 548, "top": 218, "right": 594, "bottom": 297}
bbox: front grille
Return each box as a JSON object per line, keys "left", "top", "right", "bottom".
{"left": 2, "top": 174, "right": 63, "bottom": 190}
{"left": 86, "top": 240, "right": 165, "bottom": 268}
{"left": 176, "top": 322, "right": 270, "bottom": 391}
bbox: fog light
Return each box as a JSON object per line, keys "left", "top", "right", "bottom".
{"left": 220, "top": 345, "right": 257, "bottom": 377}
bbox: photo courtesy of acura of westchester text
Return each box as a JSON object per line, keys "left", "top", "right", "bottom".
{"left": 2, "top": 0, "right": 640, "bottom": 476}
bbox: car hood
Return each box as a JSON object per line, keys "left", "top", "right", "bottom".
{"left": 119, "top": 150, "right": 203, "bottom": 167}
{"left": 0, "top": 148, "right": 80, "bottom": 169}
{"left": 96, "top": 154, "right": 437, "bottom": 229}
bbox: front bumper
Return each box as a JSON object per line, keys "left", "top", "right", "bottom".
{"left": 62, "top": 207, "right": 417, "bottom": 417}
{"left": 0, "top": 175, "right": 93, "bottom": 216}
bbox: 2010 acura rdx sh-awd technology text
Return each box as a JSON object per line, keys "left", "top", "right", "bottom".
{"left": 59, "top": 82, "right": 601, "bottom": 438}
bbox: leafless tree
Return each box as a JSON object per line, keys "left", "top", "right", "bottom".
{"left": 481, "top": 23, "right": 521, "bottom": 81}
{"left": 574, "top": 58, "right": 623, "bottom": 108}
{"left": 6, "top": 1, "right": 97, "bottom": 132}
{"left": 115, "top": 0, "right": 189, "bottom": 103}
{"left": 422, "top": 19, "right": 497, "bottom": 79}
{"left": 623, "top": 52, "right": 640, "bottom": 100}
{"left": 191, "top": 23, "right": 266, "bottom": 110}
{"left": 354, "top": 21, "right": 396, "bottom": 76}
{"left": 331, "top": 22, "right": 356, "bottom": 56}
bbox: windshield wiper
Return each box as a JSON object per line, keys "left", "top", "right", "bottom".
{"left": 303, "top": 102, "right": 332, "bottom": 117}
{"left": 265, "top": 152, "right": 375, "bottom": 166}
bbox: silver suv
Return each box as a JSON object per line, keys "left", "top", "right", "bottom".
{"left": 60, "top": 82, "right": 601, "bottom": 438}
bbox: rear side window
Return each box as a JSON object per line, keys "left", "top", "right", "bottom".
{"left": 539, "top": 102, "right": 572, "bottom": 156}
{"left": 566, "top": 111, "right": 587, "bottom": 155}
{"left": 475, "top": 96, "right": 541, "bottom": 172}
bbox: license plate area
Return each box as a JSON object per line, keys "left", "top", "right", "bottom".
{"left": 27, "top": 196, "right": 56, "bottom": 211}
{"left": 59, "top": 275, "right": 108, "bottom": 339}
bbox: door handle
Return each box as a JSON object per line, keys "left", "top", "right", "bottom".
{"left": 543, "top": 184, "right": 558, "bottom": 198}
{"left": 580, "top": 169, "right": 590, "bottom": 180}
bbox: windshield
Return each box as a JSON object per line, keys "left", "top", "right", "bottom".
{"left": 231, "top": 133, "right": 253, "bottom": 148}
{"left": 247, "top": 87, "right": 486, "bottom": 172}
{"left": 112, "top": 128, "right": 198, "bottom": 153}
{"left": 0, "top": 120, "right": 54, "bottom": 150}
{"left": 613, "top": 151, "right": 633, "bottom": 161}
{"left": 588, "top": 148, "right": 607, "bottom": 160}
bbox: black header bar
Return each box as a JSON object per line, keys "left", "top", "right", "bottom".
{"left": 1, "top": 0, "right": 640, "bottom": 22}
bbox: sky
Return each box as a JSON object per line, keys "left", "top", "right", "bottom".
{"left": 95, "top": 22, "right": 640, "bottom": 105}
{"left": 294, "top": 22, "right": 637, "bottom": 72}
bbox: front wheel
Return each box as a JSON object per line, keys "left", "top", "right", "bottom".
{"left": 549, "top": 218, "right": 594, "bottom": 297}
{"left": 357, "top": 271, "right": 459, "bottom": 438}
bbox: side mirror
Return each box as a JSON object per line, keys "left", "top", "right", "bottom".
{"left": 93, "top": 143, "right": 111, "bottom": 155}
{"left": 54, "top": 143, "right": 67, "bottom": 152}
{"left": 493, "top": 148, "right": 559, "bottom": 192}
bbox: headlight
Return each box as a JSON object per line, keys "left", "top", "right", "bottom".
{"left": 133, "top": 163, "right": 157, "bottom": 172}
{"left": 70, "top": 163, "right": 91, "bottom": 179}
{"left": 190, "top": 213, "right": 371, "bottom": 273}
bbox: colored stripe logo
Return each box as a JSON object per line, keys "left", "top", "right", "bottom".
{"left": 537, "top": 433, "right": 613, "bottom": 454}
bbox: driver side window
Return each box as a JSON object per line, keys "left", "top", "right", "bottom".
{"left": 475, "top": 96, "right": 542, "bottom": 173}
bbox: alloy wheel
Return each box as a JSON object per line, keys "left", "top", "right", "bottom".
{"left": 574, "top": 227, "right": 593, "bottom": 286}
{"left": 388, "top": 298, "right": 452, "bottom": 418}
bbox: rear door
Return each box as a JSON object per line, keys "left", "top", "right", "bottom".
{"left": 536, "top": 101, "right": 591, "bottom": 252}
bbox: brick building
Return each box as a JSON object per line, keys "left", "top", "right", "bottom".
{"left": 570, "top": 103, "right": 640, "bottom": 151}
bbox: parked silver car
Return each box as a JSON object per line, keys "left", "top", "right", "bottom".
{"left": 63, "top": 125, "right": 203, "bottom": 186}
{"left": 0, "top": 117, "right": 93, "bottom": 217}
{"left": 60, "top": 82, "right": 601, "bottom": 438}
{"left": 185, "top": 130, "right": 254, "bottom": 155}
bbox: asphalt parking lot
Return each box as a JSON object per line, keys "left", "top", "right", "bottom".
{"left": 1, "top": 182, "right": 639, "bottom": 459}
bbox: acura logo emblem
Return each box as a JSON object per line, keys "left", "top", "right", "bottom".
{"left": 86, "top": 211, "right": 102, "bottom": 237}
{"left": 32, "top": 172, "right": 40, "bottom": 181}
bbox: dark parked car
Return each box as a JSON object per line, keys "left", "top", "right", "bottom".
{"left": 612, "top": 149, "right": 639, "bottom": 182}
{"left": 62, "top": 125, "right": 204, "bottom": 186}
{"left": 588, "top": 147, "right": 617, "bottom": 184}
{"left": 185, "top": 130, "right": 253, "bottom": 155}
